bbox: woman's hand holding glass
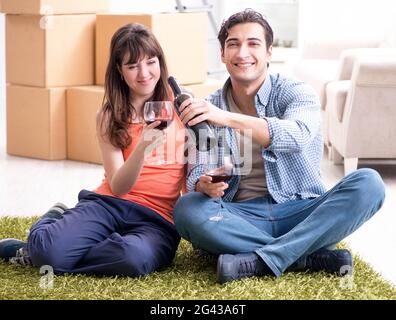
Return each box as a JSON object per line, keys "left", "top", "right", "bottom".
{"left": 136, "top": 120, "right": 166, "bottom": 157}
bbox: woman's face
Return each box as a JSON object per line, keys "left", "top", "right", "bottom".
{"left": 119, "top": 54, "right": 161, "bottom": 101}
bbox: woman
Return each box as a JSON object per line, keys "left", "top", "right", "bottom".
{"left": 0, "top": 23, "right": 186, "bottom": 277}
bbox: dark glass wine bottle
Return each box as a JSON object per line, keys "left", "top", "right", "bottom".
{"left": 168, "top": 76, "right": 217, "bottom": 151}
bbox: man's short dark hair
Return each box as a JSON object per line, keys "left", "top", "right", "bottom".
{"left": 218, "top": 9, "right": 273, "bottom": 50}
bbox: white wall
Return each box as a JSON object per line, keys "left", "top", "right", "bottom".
{"left": 0, "top": 14, "right": 4, "bottom": 90}
{"left": 220, "top": 0, "right": 299, "bottom": 48}
{"left": 298, "top": 0, "right": 396, "bottom": 49}
{"left": 0, "top": 13, "right": 5, "bottom": 147}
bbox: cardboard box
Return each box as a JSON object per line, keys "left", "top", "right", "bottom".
{"left": 183, "top": 79, "right": 224, "bottom": 99}
{"left": 1, "top": 0, "right": 109, "bottom": 14}
{"left": 96, "top": 12, "right": 208, "bottom": 86}
{"left": 7, "top": 85, "right": 66, "bottom": 160}
{"left": 67, "top": 86, "right": 103, "bottom": 164}
{"left": 6, "top": 14, "right": 95, "bottom": 87}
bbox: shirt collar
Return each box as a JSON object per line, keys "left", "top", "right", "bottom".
{"left": 221, "top": 74, "right": 272, "bottom": 109}
{"left": 256, "top": 73, "right": 272, "bottom": 107}
{"left": 221, "top": 78, "right": 232, "bottom": 110}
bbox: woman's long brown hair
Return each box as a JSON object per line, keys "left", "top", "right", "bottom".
{"left": 100, "top": 23, "right": 171, "bottom": 149}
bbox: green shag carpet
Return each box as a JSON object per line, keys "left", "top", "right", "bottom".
{"left": 0, "top": 216, "right": 395, "bottom": 300}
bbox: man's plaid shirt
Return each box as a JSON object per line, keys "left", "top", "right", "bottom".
{"left": 186, "top": 73, "right": 327, "bottom": 203}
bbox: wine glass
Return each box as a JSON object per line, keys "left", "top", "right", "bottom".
{"left": 143, "top": 101, "right": 174, "bottom": 164}
{"left": 203, "top": 155, "right": 234, "bottom": 221}
{"left": 143, "top": 101, "right": 174, "bottom": 130}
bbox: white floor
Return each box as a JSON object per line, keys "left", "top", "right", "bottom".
{"left": 320, "top": 157, "right": 396, "bottom": 287}
{"left": 0, "top": 102, "right": 395, "bottom": 288}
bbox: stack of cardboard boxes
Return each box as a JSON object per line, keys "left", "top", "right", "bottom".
{"left": 3, "top": 1, "right": 224, "bottom": 164}
{"left": 3, "top": 0, "right": 108, "bottom": 161}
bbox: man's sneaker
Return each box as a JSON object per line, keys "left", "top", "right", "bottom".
{"left": 40, "top": 202, "right": 68, "bottom": 220}
{"left": 10, "top": 246, "right": 32, "bottom": 266}
{"left": 196, "top": 248, "right": 218, "bottom": 262}
{"left": 305, "top": 248, "right": 353, "bottom": 276}
{"left": 217, "top": 253, "right": 272, "bottom": 284}
{"left": 0, "top": 238, "right": 26, "bottom": 262}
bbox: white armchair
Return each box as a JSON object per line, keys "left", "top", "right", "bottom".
{"left": 293, "top": 42, "right": 396, "bottom": 160}
{"left": 292, "top": 39, "right": 381, "bottom": 154}
{"left": 293, "top": 39, "right": 381, "bottom": 107}
{"left": 327, "top": 56, "right": 396, "bottom": 175}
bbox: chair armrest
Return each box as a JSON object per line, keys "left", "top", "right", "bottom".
{"left": 337, "top": 48, "right": 396, "bottom": 80}
{"left": 352, "top": 56, "right": 396, "bottom": 86}
{"left": 326, "top": 80, "right": 351, "bottom": 122}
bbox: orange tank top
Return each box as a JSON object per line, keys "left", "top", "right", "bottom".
{"left": 93, "top": 115, "right": 186, "bottom": 224}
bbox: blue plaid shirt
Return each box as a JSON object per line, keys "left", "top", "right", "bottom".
{"left": 186, "top": 73, "right": 327, "bottom": 203}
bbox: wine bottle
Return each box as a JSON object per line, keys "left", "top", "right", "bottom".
{"left": 168, "top": 76, "right": 217, "bottom": 151}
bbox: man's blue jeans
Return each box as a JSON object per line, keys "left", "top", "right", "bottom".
{"left": 173, "top": 168, "right": 385, "bottom": 277}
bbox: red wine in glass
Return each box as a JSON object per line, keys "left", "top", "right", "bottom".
{"left": 207, "top": 174, "right": 232, "bottom": 183}
{"left": 205, "top": 166, "right": 233, "bottom": 183}
{"left": 204, "top": 156, "right": 234, "bottom": 220}
{"left": 145, "top": 119, "right": 173, "bottom": 130}
{"left": 143, "top": 101, "right": 174, "bottom": 130}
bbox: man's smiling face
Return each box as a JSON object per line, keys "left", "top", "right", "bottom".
{"left": 221, "top": 22, "right": 272, "bottom": 87}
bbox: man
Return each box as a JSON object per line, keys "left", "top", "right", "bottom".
{"left": 173, "top": 9, "right": 385, "bottom": 284}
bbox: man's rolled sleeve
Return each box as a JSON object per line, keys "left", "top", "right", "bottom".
{"left": 186, "top": 143, "right": 207, "bottom": 192}
{"left": 263, "top": 82, "right": 321, "bottom": 155}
